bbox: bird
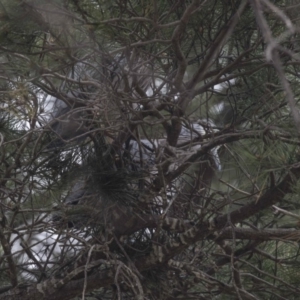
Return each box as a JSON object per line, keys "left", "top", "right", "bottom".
{"left": 46, "top": 106, "right": 89, "bottom": 150}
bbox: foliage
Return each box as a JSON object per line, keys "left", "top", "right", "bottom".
{"left": 1, "top": 0, "right": 300, "bottom": 299}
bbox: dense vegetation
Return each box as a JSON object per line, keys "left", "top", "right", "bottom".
{"left": 1, "top": 0, "right": 300, "bottom": 299}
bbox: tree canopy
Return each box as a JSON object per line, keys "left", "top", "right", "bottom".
{"left": 1, "top": 0, "right": 300, "bottom": 299}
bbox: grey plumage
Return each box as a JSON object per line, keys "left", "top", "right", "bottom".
{"left": 47, "top": 106, "right": 89, "bottom": 149}
{"left": 126, "top": 123, "right": 221, "bottom": 170}
{"left": 48, "top": 54, "right": 221, "bottom": 228}
{"left": 46, "top": 54, "right": 151, "bottom": 150}
{"left": 62, "top": 121, "right": 221, "bottom": 204}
